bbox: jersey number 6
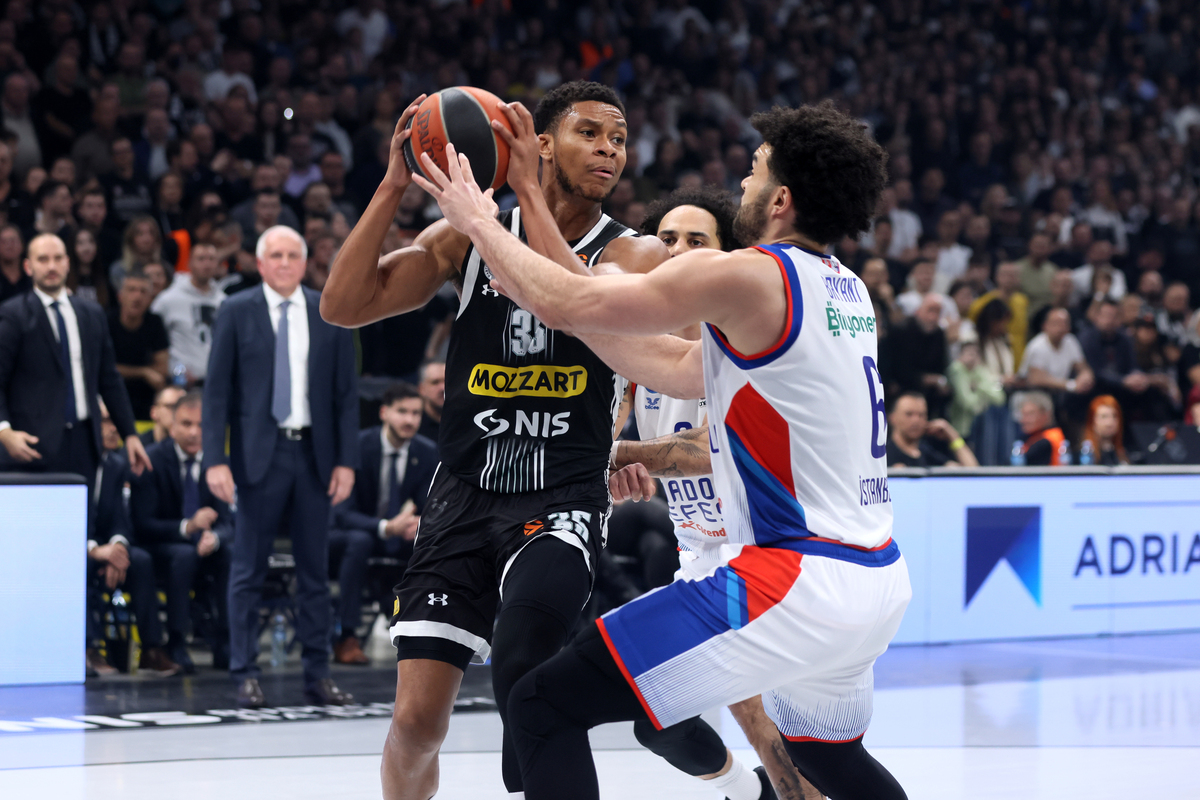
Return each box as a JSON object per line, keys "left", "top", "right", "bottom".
{"left": 863, "top": 356, "right": 887, "bottom": 459}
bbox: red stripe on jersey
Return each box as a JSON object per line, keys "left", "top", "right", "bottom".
{"left": 707, "top": 247, "right": 795, "bottom": 361}
{"left": 724, "top": 382, "right": 796, "bottom": 497}
{"left": 728, "top": 547, "right": 803, "bottom": 624}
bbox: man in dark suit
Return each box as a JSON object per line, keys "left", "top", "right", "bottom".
{"left": 130, "top": 391, "right": 233, "bottom": 673}
{"left": 203, "top": 225, "right": 359, "bottom": 708}
{"left": 0, "top": 233, "right": 151, "bottom": 490}
{"left": 87, "top": 402, "right": 178, "bottom": 676}
{"left": 329, "top": 382, "right": 437, "bottom": 665}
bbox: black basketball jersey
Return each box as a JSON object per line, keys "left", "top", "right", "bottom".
{"left": 439, "top": 207, "right": 636, "bottom": 493}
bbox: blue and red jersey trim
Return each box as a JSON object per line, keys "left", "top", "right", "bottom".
{"left": 705, "top": 244, "right": 803, "bottom": 369}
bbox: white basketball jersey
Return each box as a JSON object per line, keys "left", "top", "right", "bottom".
{"left": 701, "top": 244, "right": 893, "bottom": 552}
{"left": 632, "top": 385, "right": 726, "bottom": 556}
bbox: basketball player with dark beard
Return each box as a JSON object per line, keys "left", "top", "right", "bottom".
{"left": 322, "top": 82, "right": 666, "bottom": 800}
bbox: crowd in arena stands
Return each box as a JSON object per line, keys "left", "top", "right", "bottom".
{"left": 4, "top": 0, "right": 1200, "bottom": 677}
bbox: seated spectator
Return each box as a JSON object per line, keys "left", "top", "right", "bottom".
{"left": 102, "top": 137, "right": 154, "bottom": 227}
{"left": 888, "top": 294, "right": 951, "bottom": 417}
{"left": 1080, "top": 298, "right": 1152, "bottom": 406}
{"left": 886, "top": 391, "right": 978, "bottom": 468}
{"left": 416, "top": 361, "right": 446, "bottom": 446}
{"left": 970, "top": 262, "right": 1030, "bottom": 369}
{"left": 932, "top": 209, "right": 972, "bottom": 293}
{"left": 976, "top": 297, "right": 1019, "bottom": 390}
{"left": 31, "top": 179, "right": 75, "bottom": 241}
{"left": 1050, "top": 220, "right": 1094, "bottom": 271}
{"left": 895, "top": 259, "right": 957, "bottom": 328}
{"left": 66, "top": 228, "right": 110, "bottom": 309}
{"left": 305, "top": 232, "right": 337, "bottom": 290}
{"left": 142, "top": 261, "right": 170, "bottom": 301}
{"left": 328, "top": 383, "right": 437, "bottom": 664}
{"left": 73, "top": 189, "right": 122, "bottom": 269}
{"left": 947, "top": 279, "right": 978, "bottom": 352}
{"left": 1015, "top": 391, "right": 1068, "bottom": 466}
{"left": 87, "top": 404, "right": 179, "bottom": 677}
{"left": 1179, "top": 312, "right": 1200, "bottom": 409}
{"left": 1071, "top": 239, "right": 1126, "bottom": 306}
{"left": 1029, "top": 268, "right": 1077, "bottom": 336}
{"left": 151, "top": 242, "right": 224, "bottom": 386}
{"left": 947, "top": 338, "right": 1006, "bottom": 439}
{"left": 239, "top": 190, "right": 285, "bottom": 252}
{"left": 860, "top": 257, "right": 903, "bottom": 343}
{"left": 1015, "top": 231, "right": 1058, "bottom": 314}
{"left": 130, "top": 391, "right": 232, "bottom": 673}
{"left": 1131, "top": 311, "right": 1182, "bottom": 421}
{"left": 1020, "top": 308, "right": 1095, "bottom": 399}
{"left": 230, "top": 164, "right": 301, "bottom": 234}
{"left": 1156, "top": 282, "right": 1192, "bottom": 355}
{"left": 109, "top": 268, "right": 170, "bottom": 420}
{"left": 140, "top": 385, "right": 186, "bottom": 447}
{"left": 1081, "top": 395, "right": 1129, "bottom": 466}
{"left": 110, "top": 215, "right": 165, "bottom": 291}
{"left": 0, "top": 223, "right": 30, "bottom": 303}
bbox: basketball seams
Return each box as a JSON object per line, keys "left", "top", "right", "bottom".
{"left": 459, "top": 89, "right": 499, "bottom": 190}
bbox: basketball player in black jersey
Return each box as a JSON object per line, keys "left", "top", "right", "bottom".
{"left": 322, "top": 82, "right": 665, "bottom": 800}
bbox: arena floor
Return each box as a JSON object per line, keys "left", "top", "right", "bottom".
{"left": 1, "top": 631, "right": 1197, "bottom": 799}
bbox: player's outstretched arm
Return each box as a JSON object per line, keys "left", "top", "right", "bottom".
{"left": 320, "top": 95, "right": 467, "bottom": 328}
{"left": 613, "top": 423, "right": 712, "bottom": 478}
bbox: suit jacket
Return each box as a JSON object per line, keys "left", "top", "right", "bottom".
{"left": 130, "top": 437, "right": 234, "bottom": 546}
{"left": 333, "top": 427, "right": 438, "bottom": 533}
{"left": 92, "top": 450, "right": 133, "bottom": 545}
{"left": 202, "top": 285, "right": 359, "bottom": 486}
{"left": 0, "top": 291, "right": 137, "bottom": 461}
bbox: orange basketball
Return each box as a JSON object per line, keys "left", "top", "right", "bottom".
{"left": 403, "top": 86, "right": 514, "bottom": 192}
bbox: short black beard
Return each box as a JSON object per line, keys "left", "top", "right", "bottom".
{"left": 732, "top": 187, "right": 771, "bottom": 247}
{"left": 554, "top": 160, "right": 615, "bottom": 203}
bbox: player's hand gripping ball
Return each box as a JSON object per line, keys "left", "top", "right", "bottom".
{"left": 403, "top": 87, "right": 515, "bottom": 192}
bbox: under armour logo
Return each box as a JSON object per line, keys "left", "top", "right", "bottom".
{"left": 427, "top": 593, "right": 449, "bottom": 606}
{"left": 481, "top": 283, "right": 499, "bottom": 297}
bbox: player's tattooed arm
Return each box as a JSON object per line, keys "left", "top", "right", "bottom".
{"left": 612, "top": 424, "right": 711, "bottom": 477}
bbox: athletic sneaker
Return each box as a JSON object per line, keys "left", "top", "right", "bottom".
{"left": 741, "top": 766, "right": 777, "bottom": 800}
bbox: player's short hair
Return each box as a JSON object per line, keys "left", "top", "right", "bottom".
{"left": 534, "top": 81, "right": 626, "bottom": 136}
{"left": 382, "top": 382, "right": 420, "bottom": 406}
{"left": 750, "top": 101, "right": 887, "bottom": 246}
{"left": 640, "top": 186, "right": 739, "bottom": 251}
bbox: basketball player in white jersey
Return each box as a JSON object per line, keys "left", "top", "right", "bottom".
{"left": 606, "top": 186, "right": 820, "bottom": 800}
{"left": 413, "top": 100, "right": 910, "bottom": 800}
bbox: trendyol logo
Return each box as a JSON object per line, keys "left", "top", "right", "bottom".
{"left": 965, "top": 506, "right": 1042, "bottom": 608}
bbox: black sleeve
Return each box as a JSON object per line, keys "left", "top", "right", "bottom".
{"left": 147, "top": 312, "right": 170, "bottom": 352}
{"left": 1025, "top": 438, "right": 1053, "bottom": 466}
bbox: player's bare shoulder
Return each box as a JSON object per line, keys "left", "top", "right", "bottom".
{"left": 595, "top": 234, "right": 669, "bottom": 275}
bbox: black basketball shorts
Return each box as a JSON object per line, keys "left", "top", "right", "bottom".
{"left": 390, "top": 466, "right": 610, "bottom": 670}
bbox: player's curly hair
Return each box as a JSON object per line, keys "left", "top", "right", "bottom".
{"left": 534, "top": 81, "right": 626, "bottom": 135}
{"left": 639, "top": 186, "right": 740, "bottom": 251}
{"left": 750, "top": 101, "right": 887, "bottom": 246}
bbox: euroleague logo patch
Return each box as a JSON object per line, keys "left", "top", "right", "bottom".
{"left": 524, "top": 520, "right": 545, "bottom": 536}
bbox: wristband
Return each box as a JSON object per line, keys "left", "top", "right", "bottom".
{"left": 609, "top": 440, "right": 621, "bottom": 469}
{"left": 949, "top": 437, "right": 966, "bottom": 451}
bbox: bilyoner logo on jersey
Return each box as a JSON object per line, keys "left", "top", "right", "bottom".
{"left": 965, "top": 506, "right": 1042, "bottom": 608}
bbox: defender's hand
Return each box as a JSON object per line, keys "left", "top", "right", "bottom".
{"left": 411, "top": 145, "right": 499, "bottom": 237}
{"left": 609, "top": 463, "right": 656, "bottom": 503}
{"left": 383, "top": 94, "right": 428, "bottom": 192}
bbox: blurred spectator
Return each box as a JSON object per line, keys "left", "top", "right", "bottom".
{"left": 878, "top": 183, "right": 921, "bottom": 260}
{"left": 860, "top": 257, "right": 902, "bottom": 344}
{"left": 130, "top": 391, "right": 232, "bottom": 673}
{"left": 203, "top": 46, "right": 257, "bottom": 104}
{"left": 31, "top": 180, "right": 74, "bottom": 240}
{"left": 134, "top": 110, "right": 173, "bottom": 182}
{"left": 886, "top": 391, "right": 977, "bottom": 468}
{"left": 1015, "top": 232, "right": 1057, "bottom": 315}
{"left": 283, "top": 133, "right": 321, "bottom": 198}
{"left": 931, "top": 210, "right": 971, "bottom": 293}
{"left": 34, "top": 53, "right": 92, "bottom": 165}
{"left": 1080, "top": 299, "right": 1146, "bottom": 404}
{"left": 140, "top": 385, "right": 186, "bottom": 447}
{"left": 110, "top": 215, "right": 164, "bottom": 291}
{"left": 1016, "top": 391, "right": 1068, "bottom": 467}
{"left": 0, "top": 141, "right": 33, "bottom": 233}
{"left": 946, "top": 280, "right": 978, "bottom": 350}
{"left": 1, "top": 73, "right": 41, "bottom": 178}
{"left": 328, "top": 382, "right": 437, "bottom": 665}
{"left": 0, "top": 223, "right": 28, "bottom": 303}
{"left": 1071, "top": 240, "right": 1126, "bottom": 307}
{"left": 1050, "top": 222, "right": 1093, "bottom": 272}
{"left": 1130, "top": 311, "right": 1182, "bottom": 421}
{"left": 1020, "top": 308, "right": 1095, "bottom": 403}
{"left": 102, "top": 137, "right": 154, "bottom": 226}
{"left": 87, "top": 403, "right": 179, "bottom": 678}
{"left": 416, "top": 360, "right": 446, "bottom": 444}
{"left": 108, "top": 268, "right": 170, "bottom": 420}
{"left": 970, "top": 262, "right": 1030, "bottom": 370}
{"left": 975, "top": 297, "right": 1018, "bottom": 391}
{"left": 1029, "top": 269, "right": 1078, "bottom": 337}
{"left": 71, "top": 97, "right": 121, "bottom": 183}
{"left": 947, "top": 338, "right": 1006, "bottom": 439}
{"left": 1178, "top": 314, "right": 1200, "bottom": 407}
{"left": 0, "top": 233, "right": 148, "bottom": 491}
{"left": 152, "top": 242, "right": 223, "bottom": 387}
{"left": 74, "top": 188, "right": 121, "bottom": 269}
{"left": 142, "top": 261, "right": 169, "bottom": 301}
{"left": 888, "top": 294, "right": 950, "bottom": 418}
{"left": 231, "top": 165, "right": 300, "bottom": 233}
{"left": 1082, "top": 396, "right": 1129, "bottom": 466}
{"left": 1156, "top": 282, "right": 1193, "bottom": 353}
{"left": 66, "top": 228, "right": 109, "bottom": 310}
{"left": 895, "top": 260, "right": 957, "bottom": 328}
{"left": 304, "top": 232, "right": 337, "bottom": 291}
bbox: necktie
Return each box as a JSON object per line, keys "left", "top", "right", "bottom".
{"left": 380, "top": 451, "right": 398, "bottom": 517}
{"left": 182, "top": 457, "right": 200, "bottom": 519}
{"left": 272, "top": 299, "right": 291, "bottom": 424}
{"left": 387, "top": 451, "right": 405, "bottom": 517}
{"left": 51, "top": 301, "right": 78, "bottom": 424}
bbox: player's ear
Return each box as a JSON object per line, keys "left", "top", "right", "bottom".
{"left": 771, "top": 183, "right": 792, "bottom": 219}
{"left": 538, "top": 133, "right": 553, "bottom": 162}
